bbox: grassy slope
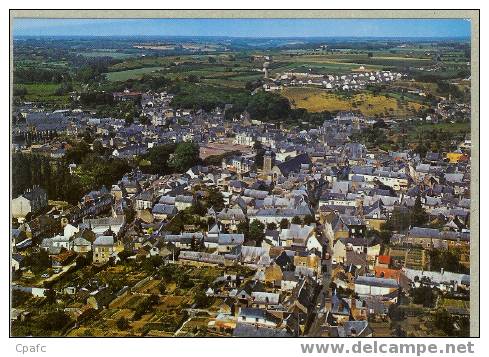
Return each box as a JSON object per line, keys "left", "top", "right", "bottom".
{"left": 282, "top": 87, "right": 425, "bottom": 117}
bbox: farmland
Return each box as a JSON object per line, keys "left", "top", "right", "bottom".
{"left": 282, "top": 87, "right": 426, "bottom": 117}
{"left": 106, "top": 66, "right": 168, "bottom": 81}
{"left": 63, "top": 262, "right": 228, "bottom": 337}
{"left": 15, "top": 83, "right": 71, "bottom": 105}
{"left": 77, "top": 50, "right": 136, "bottom": 59}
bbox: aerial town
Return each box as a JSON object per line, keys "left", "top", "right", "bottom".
{"left": 11, "top": 22, "right": 472, "bottom": 338}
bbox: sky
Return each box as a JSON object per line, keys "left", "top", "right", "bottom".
{"left": 13, "top": 18, "right": 471, "bottom": 38}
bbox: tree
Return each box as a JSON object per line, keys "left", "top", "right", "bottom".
{"left": 116, "top": 317, "right": 130, "bottom": 330}
{"left": 266, "top": 222, "right": 277, "bottom": 231}
{"left": 13, "top": 86, "right": 28, "bottom": 97}
{"left": 194, "top": 291, "right": 212, "bottom": 308}
{"left": 158, "top": 281, "right": 166, "bottom": 295}
{"left": 54, "top": 82, "right": 73, "bottom": 96}
{"left": 291, "top": 216, "right": 302, "bottom": 225}
{"left": 388, "top": 304, "right": 405, "bottom": 322}
{"left": 44, "top": 289, "right": 57, "bottom": 305}
{"left": 253, "top": 141, "right": 266, "bottom": 167}
{"left": 168, "top": 142, "right": 201, "bottom": 173}
{"left": 368, "top": 52, "right": 373, "bottom": 58}
{"left": 24, "top": 250, "right": 51, "bottom": 275}
{"left": 434, "top": 309, "right": 454, "bottom": 335}
{"left": 141, "top": 144, "right": 175, "bottom": 175}
{"left": 248, "top": 220, "right": 265, "bottom": 245}
{"left": 133, "top": 294, "right": 159, "bottom": 320}
{"left": 65, "top": 140, "right": 90, "bottom": 164}
{"left": 12, "top": 290, "right": 31, "bottom": 308}
{"left": 392, "top": 325, "right": 407, "bottom": 337}
{"left": 187, "top": 74, "right": 200, "bottom": 83}
{"left": 246, "top": 92, "right": 291, "bottom": 121}
{"left": 429, "top": 249, "right": 468, "bottom": 274}
{"left": 303, "top": 214, "right": 316, "bottom": 225}
{"left": 280, "top": 219, "right": 290, "bottom": 230}
{"left": 124, "top": 207, "right": 136, "bottom": 224}
{"left": 37, "top": 311, "right": 71, "bottom": 331}
{"left": 190, "top": 235, "right": 203, "bottom": 251}
{"left": 237, "top": 221, "right": 249, "bottom": 239}
{"left": 412, "top": 286, "right": 435, "bottom": 307}
{"left": 189, "top": 200, "right": 206, "bottom": 216}
{"left": 411, "top": 195, "right": 429, "bottom": 227}
{"left": 205, "top": 188, "right": 225, "bottom": 211}
{"left": 381, "top": 207, "right": 411, "bottom": 232}
{"left": 139, "top": 115, "right": 151, "bottom": 125}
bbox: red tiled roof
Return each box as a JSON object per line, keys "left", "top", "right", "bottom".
{"left": 374, "top": 267, "right": 400, "bottom": 280}
{"left": 377, "top": 255, "right": 391, "bottom": 265}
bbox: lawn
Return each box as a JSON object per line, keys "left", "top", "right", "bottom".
{"left": 282, "top": 87, "right": 425, "bottom": 117}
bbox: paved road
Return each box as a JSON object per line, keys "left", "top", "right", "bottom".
{"left": 38, "top": 262, "right": 77, "bottom": 285}
{"left": 174, "top": 316, "right": 193, "bottom": 336}
{"left": 306, "top": 227, "right": 333, "bottom": 336}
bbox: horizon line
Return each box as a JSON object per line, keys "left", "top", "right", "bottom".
{"left": 13, "top": 34, "right": 471, "bottom": 39}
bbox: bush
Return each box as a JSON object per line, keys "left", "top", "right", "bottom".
{"left": 12, "top": 290, "right": 31, "bottom": 308}
{"left": 194, "top": 291, "right": 212, "bottom": 308}
{"left": 291, "top": 216, "right": 302, "bottom": 225}
{"left": 37, "top": 311, "right": 71, "bottom": 331}
{"left": 266, "top": 222, "right": 277, "bottom": 231}
{"left": 116, "top": 317, "right": 130, "bottom": 330}
{"left": 304, "top": 215, "right": 316, "bottom": 225}
{"left": 280, "top": 219, "right": 290, "bottom": 230}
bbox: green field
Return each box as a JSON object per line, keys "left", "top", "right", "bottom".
{"left": 78, "top": 51, "right": 136, "bottom": 59}
{"left": 105, "top": 66, "right": 168, "bottom": 81}
{"left": 272, "top": 53, "right": 436, "bottom": 71}
{"left": 407, "top": 121, "right": 471, "bottom": 136}
{"left": 17, "top": 83, "right": 70, "bottom": 104}
{"left": 109, "top": 57, "right": 186, "bottom": 71}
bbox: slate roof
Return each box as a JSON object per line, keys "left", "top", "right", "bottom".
{"left": 93, "top": 236, "right": 114, "bottom": 246}
{"left": 276, "top": 153, "right": 312, "bottom": 176}
{"left": 152, "top": 204, "right": 177, "bottom": 215}
{"left": 355, "top": 276, "right": 399, "bottom": 288}
{"left": 218, "top": 233, "right": 244, "bottom": 245}
{"left": 233, "top": 323, "right": 292, "bottom": 337}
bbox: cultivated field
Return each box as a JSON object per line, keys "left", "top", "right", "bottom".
{"left": 105, "top": 66, "right": 168, "bottom": 81}
{"left": 199, "top": 140, "right": 253, "bottom": 159}
{"left": 282, "top": 87, "right": 425, "bottom": 117}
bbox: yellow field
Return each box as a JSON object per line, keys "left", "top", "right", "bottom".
{"left": 281, "top": 87, "right": 425, "bottom": 117}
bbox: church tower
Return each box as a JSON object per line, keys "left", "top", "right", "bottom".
{"left": 263, "top": 151, "right": 272, "bottom": 174}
